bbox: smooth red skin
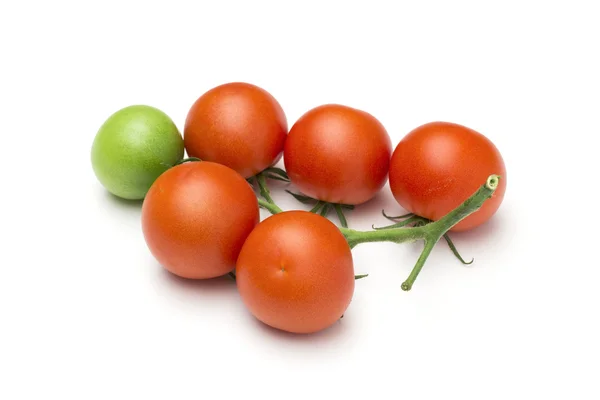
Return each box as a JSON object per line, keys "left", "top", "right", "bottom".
{"left": 389, "top": 121, "right": 507, "bottom": 232}
{"left": 184, "top": 82, "right": 288, "bottom": 178}
{"left": 236, "top": 211, "right": 355, "bottom": 334}
{"left": 283, "top": 104, "right": 392, "bottom": 205}
{"left": 141, "top": 161, "right": 259, "bottom": 279}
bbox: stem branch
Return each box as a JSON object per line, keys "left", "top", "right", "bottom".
{"left": 255, "top": 173, "right": 284, "bottom": 214}
{"left": 340, "top": 225, "right": 426, "bottom": 249}
{"left": 341, "top": 174, "right": 501, "bottom": 290}
{"left": 401, "top": 238, "right": 436, "bottom": 291}
{"left": 256, "top": 173, "right": 276, "bottom": 204}
{"left": 257, "top": 198, "right": 283, "bottom": 215}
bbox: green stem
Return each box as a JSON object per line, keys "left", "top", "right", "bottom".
{"left": 340, "top": 174, "right": 500, "bottom": 290}
{"left": 256, "top": 173, "right": 276, "bottom": 204}
{"left": 429, "top": 175, "right": 500, "bottom": 234}
{"left": 340, "top": 225, "right": 426, "bottom": 249}
{"left": 254, "top": 173, "right": 284, "bottom": 214}
{"left": 257, "top": 198, "right": 283, "bottom": 215}
{"left": 401, "top": 239, "right": 436, "bottom": 291}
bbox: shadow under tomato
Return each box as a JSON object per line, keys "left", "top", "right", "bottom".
{"left": 447, "top": 210, "right": 509, "bottom": 247}
{"left": 103, "top": 190, "right": 144, "bottom": 209}
{"left": 248, "top": 311, "right": 350, "bottom": 343}
{"left": 98, "top": 188, "right": 143, "bottom": 227}
{"left": 158, "top": 266, "right": 237, "bottom": 295}
{"left": 158, "top": 262, "right": 354, "bottom": 342}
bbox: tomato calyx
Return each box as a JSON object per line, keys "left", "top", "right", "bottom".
{"left": 286, "top": 191, "right": 355, "bottom": 228}
{"left": 252, "top": 176, "right": 369, "bottom": 281}
{"left": 260, "top": 167, "right": 290, "bottom": 183}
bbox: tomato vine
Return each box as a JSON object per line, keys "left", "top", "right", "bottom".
{"left": 253, "top": 170, "right": 501, "bottom": 291}
{"left": 167, "top": 158, "right": 500, "bottom": 291}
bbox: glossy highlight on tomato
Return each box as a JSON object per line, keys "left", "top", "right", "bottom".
{"left": 236, "top": 211, "right": 355, "bottom": 334}
{"left": 141, "top": 161, "right": 259, "bottom": 279}
{"left": 184, "top": 82, "right": 288, "bottom": 178}
{"left": 283, "top": 104, "right": 392, "bottom": 205}
{"left": 389, "top": 121, "right": 506, "bottom": 232}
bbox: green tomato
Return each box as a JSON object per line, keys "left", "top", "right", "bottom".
{"left": 91, "top": 105, "right": 184, "bottom": 200}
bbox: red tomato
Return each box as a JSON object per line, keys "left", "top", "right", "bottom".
{"left": 389, "top": 121, "right": 506, "bottom": 232}
{"left": 283, "top": 104, "right": 392, "bottom": 205}
{"left": 236, "top": 211, "right": 355, "bottom": 334}
{"left": 141, "top": 161, "right": 259, "bottom": 279}
{"left": 184, "top": 82, "right": 288, "bottom": 178}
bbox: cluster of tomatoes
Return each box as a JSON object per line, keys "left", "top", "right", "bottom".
{"left": 91, "top": 82, "right": 506, "bottom": 334}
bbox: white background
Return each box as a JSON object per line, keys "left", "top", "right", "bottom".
{"left": 1, "top": 1, "right": 598, "bottom": 399}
